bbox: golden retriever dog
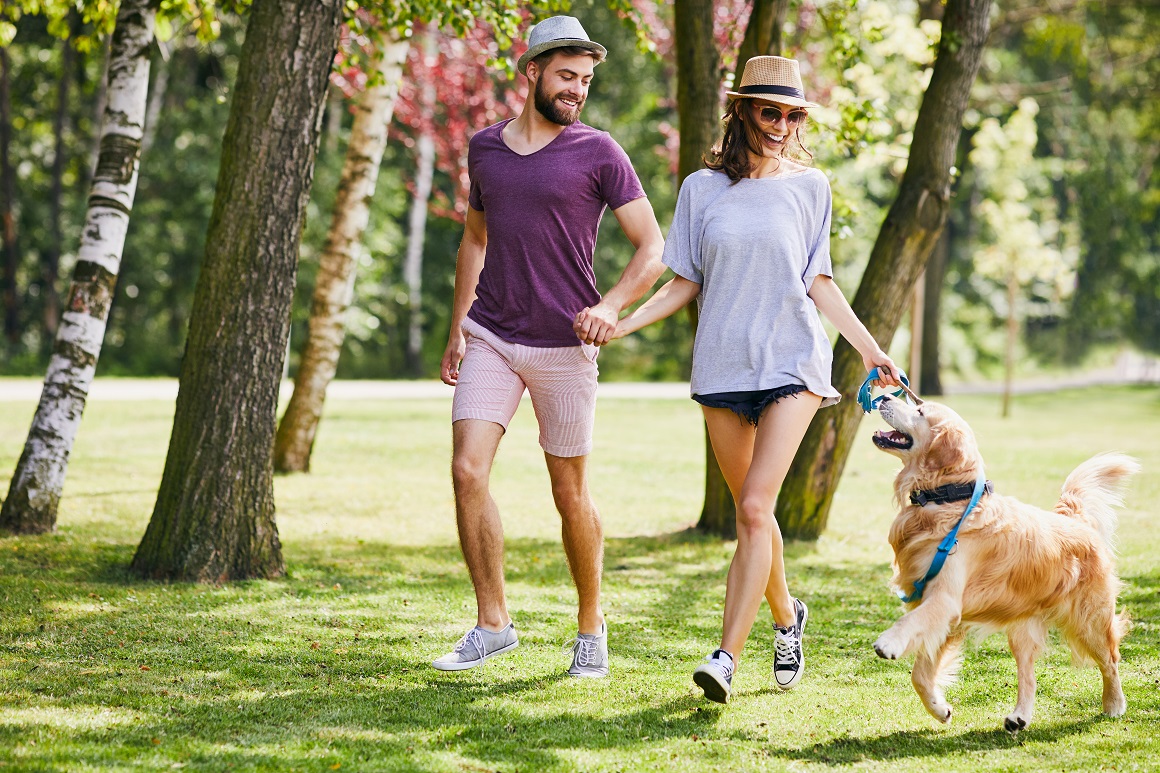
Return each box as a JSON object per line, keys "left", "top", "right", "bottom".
{"left": 869, "top": 394, "right": 1137, "bottom": 731}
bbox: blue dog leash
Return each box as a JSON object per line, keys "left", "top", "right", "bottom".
{"left": 858, "top": 367, "right": 987, "bottom": 602}
{"left": 896, "top": 473, "right": 987, "bottom": 602}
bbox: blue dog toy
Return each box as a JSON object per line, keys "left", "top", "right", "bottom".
{"left": 857, "top": 367, "right": 920, "bottom": 413}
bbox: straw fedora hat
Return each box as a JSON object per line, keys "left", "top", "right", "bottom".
{"left": 726, "top": 56, "right": 821, "bottom": 109}
{"left": 517, "top": 16, "right": 608, "bottom": 76}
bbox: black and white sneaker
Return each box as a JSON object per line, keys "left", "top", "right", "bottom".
{"left": 693, "top": 649, "right": 735, "bottom": 704}
{"left": 773, "top": 598, "right": 808, "bottom": 690}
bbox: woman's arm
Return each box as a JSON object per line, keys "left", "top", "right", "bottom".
{"left": 575, "top": 275, "right": 702, "bottom": 344}
{"left": 807, "top": 275, "right": 901, "bottom": 386}
{"left": 616, "top": 276, "right": 702, "bottom": 338}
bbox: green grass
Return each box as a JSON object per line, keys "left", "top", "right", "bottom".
{"left": 1, "top": 383, "right": 1158, "bottom": 772}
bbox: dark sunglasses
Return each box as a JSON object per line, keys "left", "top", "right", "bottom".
{"left": 756, "top": 105, "right": 808, "bottom": 127}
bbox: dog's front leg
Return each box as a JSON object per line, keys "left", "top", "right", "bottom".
{"left": 1004, "top": 619, "right": 1047, "bottom": 733}
{"left": 911, "top": 630, "right": 964, "bottom": 724}
{"left": 874, "top": 561, "right": 965, "bottom": 661}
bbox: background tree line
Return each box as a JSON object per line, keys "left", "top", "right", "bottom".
{"left": 3, "top": 0, "right": 1154, "bottom": 386}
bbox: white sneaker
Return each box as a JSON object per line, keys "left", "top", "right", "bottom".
{"left": 431, "top": 623, "right": 518, "bottom": 671}
{"left": 566, "top": 622, "right": 609, "bottom": 677}
{"left": 693, "top": 649, "right": 734, "bottom": 704}
{"left": 773, "top": 598, "right": 807, "bottom": 690}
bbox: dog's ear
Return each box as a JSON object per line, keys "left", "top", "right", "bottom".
{"left": 924, "top": 423, "right": 970, "bottom": 476}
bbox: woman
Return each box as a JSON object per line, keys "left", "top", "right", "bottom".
{"left": 577, "top": 56, "right": 900, "bottom": 703}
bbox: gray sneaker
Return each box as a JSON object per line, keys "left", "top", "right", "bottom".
{"left": 432, "top": 623, "right": 518, "bottom": 671}
{"left": 566, "top": 622, "right": 609, "bottom": 677}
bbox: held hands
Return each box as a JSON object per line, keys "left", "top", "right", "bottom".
{"left": 573, "top": 302, "right": 622, "bottom": 346}
{"left": 440, "top": 331, "right": 466, "bottom": 386}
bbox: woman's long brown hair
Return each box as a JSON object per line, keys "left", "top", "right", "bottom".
{"left": 704, "top": 99, "right": 813, "bottom": 182}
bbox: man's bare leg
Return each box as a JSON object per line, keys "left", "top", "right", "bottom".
{"left": 544, "top": 452, "right": 604, "bottom": 635}
{"left": 451, "top": 418, "right": 510, "bottom": 631}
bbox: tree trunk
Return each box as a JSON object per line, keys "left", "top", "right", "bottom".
{"left": 909, "top": 270, "right": 925, "bottom": 394}
{"left": 273, "top": 28, "right": 409, "bottom": 474}
{"left": 0, "top": 0, "right": 155, "bottom": 536}
{"left": 920, "top": 125, "right": 975, "bottom": 396}
{"left": 675, "top": 0, "right": 720, "bottom": 185}
{"left": 141, "top": 42, "right": 169, "bottom": 154}
{"left": 404, "top": 131, "right": 435, "bottom": 376}
{"left": 736, "top": 0, "right": 789, "bottom": 71}
{"left": 44, "top": 18, "right": 79, "bottom": 340}
{"left": 675, "top": 0, "right": 733, "bottom": 537}
{"left": 919, "top": 228, "right": 948, "bottom": 394}
{"left": 404, "top": 32, "right": 437, "bottom": 377}
{"left": 132, "top": 0, "right": 343, "bottom": 580}
{"left": 0, "top": 45, "right": 20, "bottom": 344}
{"left": 84, "top": 34, "right": 113, "bottom": 191}
{"left": 775, "top": 0, "right": 993, "bottom": 540}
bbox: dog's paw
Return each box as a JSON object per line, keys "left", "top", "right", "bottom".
{"left": 1003, "top": 714, "right": 1028, "bottom": 734}
{"left": 1103, "top": 693, "right": 1127, "bottom": 717}
{"left": 926, "top": 702, "right": 953, "bottom": 724}
{"left": 873, "top": 634, "right": 905, "bottom": 660}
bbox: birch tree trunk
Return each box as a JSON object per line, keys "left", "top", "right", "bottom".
{"left": 273, "top": 28, "right": 409, "bottom": 473}
{"left": 0, "top": 0, "right": 155, "bottom": 535}
{"left": 404, "top": 132, "right": 435, "bottom": 375}
{"left": 776, "top": 0, "right": 994, "bottom": 540}
{"left": 131, "top": 0, "right": 343, "bottom": 581}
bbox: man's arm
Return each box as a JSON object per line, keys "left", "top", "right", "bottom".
{"left": 573, "top": 197, "right": 665, "bottom": 345}
{"left": 440, "top": 207, "right": 488, "bottom": 386}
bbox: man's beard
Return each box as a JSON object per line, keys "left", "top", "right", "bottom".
{"left": 534, "top": 79, "right": 584, "bottom": 126}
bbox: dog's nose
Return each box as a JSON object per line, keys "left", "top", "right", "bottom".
{"left": 879, "top": 394, "right": 892, "bottom": 403}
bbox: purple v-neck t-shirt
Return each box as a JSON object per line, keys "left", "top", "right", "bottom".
{"left": 465, "top": 118, "right": 646, "bottom": 347}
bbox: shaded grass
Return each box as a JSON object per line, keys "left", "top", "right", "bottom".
{"left": 1, "top": 384, "right": 1158, "bottom": 771}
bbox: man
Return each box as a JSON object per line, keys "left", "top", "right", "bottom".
{"left": 434, "top": 16, "right": 665, "bottom": 678}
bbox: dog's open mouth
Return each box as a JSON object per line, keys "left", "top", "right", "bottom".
{"left": 873, "top": 429, "right": 913, "bottom": 450}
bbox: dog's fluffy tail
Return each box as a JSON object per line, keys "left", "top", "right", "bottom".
{"left": 1056, "top": 452, "right": 1140, "bottom": 547}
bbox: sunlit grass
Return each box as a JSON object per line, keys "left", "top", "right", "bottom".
{"left": 1, "top": 383, "right": 1158, "bottom": 771}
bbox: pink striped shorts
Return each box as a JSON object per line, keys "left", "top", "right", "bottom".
{"left": 452, "top": 317, "right": 599, "bottom": 457}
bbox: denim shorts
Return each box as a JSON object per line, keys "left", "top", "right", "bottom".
{"left": 692, "top": 384, "right": 809, "bottom": 426}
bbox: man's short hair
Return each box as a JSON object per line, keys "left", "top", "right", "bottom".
{"left": 529, "top": 46, "right": 601, "bottom": 75}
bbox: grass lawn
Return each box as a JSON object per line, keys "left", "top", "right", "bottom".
{"left": 1, "top": 382, "right": 1157, "bottom": 772}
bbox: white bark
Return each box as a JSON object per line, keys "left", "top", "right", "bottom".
{"left": 404, "top": 131, "right": 435, "bottom": 372}
{"left": 1, "top": 0, "right": 155, "bottom": 533}
{"left": 273, "top": 27, "right": 410, "bottom": 472}
{"left": 404, "top": 30, "right": 438, "bottom": 374}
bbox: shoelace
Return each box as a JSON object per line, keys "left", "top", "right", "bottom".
{"left": 453, "top": 627, "right": 486, "bottom": 658}
{"left": 567, "top": 636, "right": 600, "bottom": 667}
{"left": 774, "top": 629, "right": 801, "bottom": 666}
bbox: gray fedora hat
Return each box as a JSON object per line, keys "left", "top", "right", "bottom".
{"left": 517, "top": 16, "right": 607, "bottom": 76}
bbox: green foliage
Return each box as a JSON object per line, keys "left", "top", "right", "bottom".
{"left": 1, "top": 385, "right": 1159, "bottom": 769}
{"left": 1, "top": 0, "right": 1154, "bottom": 380}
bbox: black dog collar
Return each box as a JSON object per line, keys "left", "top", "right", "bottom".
{"left": 910, "top": 480, "right": 993, "bottom": 506}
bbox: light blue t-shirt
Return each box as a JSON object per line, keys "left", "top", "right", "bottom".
{"left": 662, "top": 167, "right": 841, "bottom": 407}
